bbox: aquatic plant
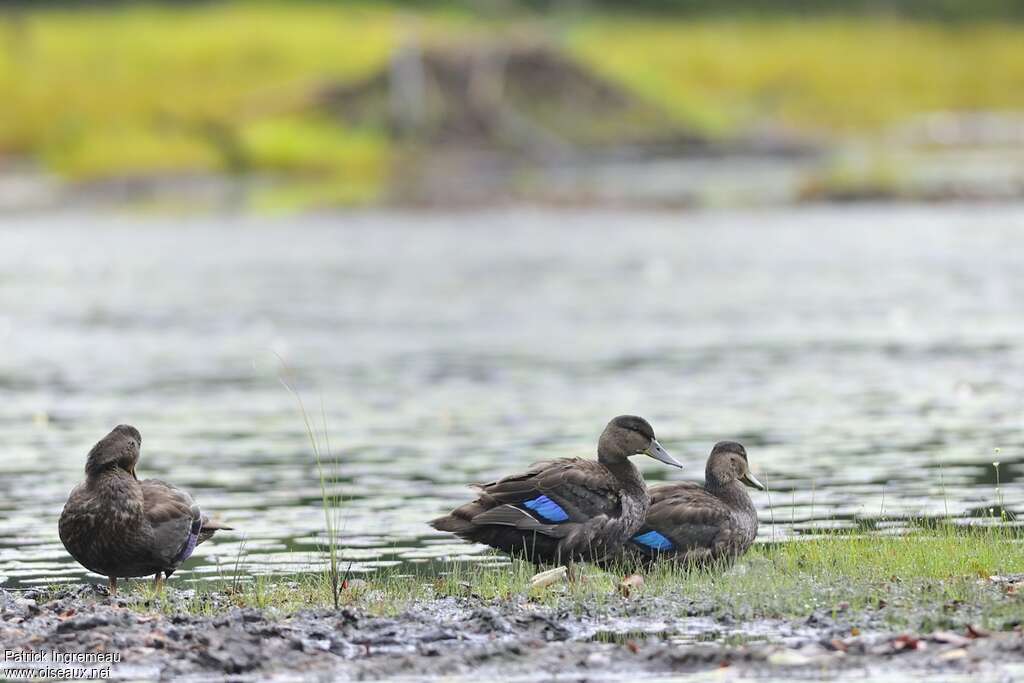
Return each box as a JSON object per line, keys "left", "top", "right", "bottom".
{"left": 277, "top": 358, "right": 348, "bottom": 610}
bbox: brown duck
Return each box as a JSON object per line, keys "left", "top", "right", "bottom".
{"left": 430, "top": 415, "right": 682, "bottom": 566}
{"left": 58, "top": 425, "right": 232, "bottom": 594}
{"left": 620, "top": 441, "right": 764, "bottom": 568}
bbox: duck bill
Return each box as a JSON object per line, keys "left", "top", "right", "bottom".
{"left": 644, "top": 439, "right": 683, "bottom": 469}
{"left": 741, "top": 471, "right": 766, "bottom": 490}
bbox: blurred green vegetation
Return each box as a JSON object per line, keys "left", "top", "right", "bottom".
{"left": 0, "top": 2, "right": 403, "bottom": 199}
{"left": 1, "top": 2, "right": 1023, "bottom": 200}
{"left": 569, "top": 19, "right": 1024, "bottom": 134}
{"left": 9, "top": 0, "right": 1024, "bottom": 21}
{"left": 536, "top": 0, "right": 1024, "bottom": 20}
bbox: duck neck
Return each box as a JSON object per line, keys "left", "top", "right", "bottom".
{"left": 705, "top": 478, "right": 755, "bottom": 515}
{"left": 598, "top": 453, "right": 646, "bottom": 493}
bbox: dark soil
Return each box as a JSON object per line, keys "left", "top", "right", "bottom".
{"left": 4, "top": 586, "right": 1024, "bottom": 681}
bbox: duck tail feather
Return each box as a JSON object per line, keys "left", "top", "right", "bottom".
{"left": 430, "top": 498, "right": 490, "bottom": 534}
{"left": 429, "top": 513, "right": 472, "bottom": 533}
{"left": 197, "top": 518, "right": 234, "bottom": 544}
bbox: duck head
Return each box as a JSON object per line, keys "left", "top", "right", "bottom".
{"left": 706, "top": 441, "right": 764, "bottom": 490}
{"left": 84, "top": 424, "right": 142, "bottom": 480}
{"left": 598, "top": 415, "right": 682, "bottom": 468}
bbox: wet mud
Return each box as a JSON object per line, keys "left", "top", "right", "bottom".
{"left": 4, "top": 585, "right": 1024, "bottom": 681}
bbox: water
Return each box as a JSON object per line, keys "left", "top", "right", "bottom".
{"left": 2, "top": 204, "right": 1023, "bottom": 588}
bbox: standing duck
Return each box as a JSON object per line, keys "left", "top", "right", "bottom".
{"left": 58, "top": 425, "right": 232, "bottom": 595}
{"left": 430, "top": 415, "right": 682, "bottom": 566}
{"left": 621, "top": 441, "right": 764, "bottom": 568}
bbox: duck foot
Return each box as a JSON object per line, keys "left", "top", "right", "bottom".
{"left": 152, "top": 572, "right": 164, "bottom": 593}
{"left": 107, "top": 576, "right": 118, "bottom": 597}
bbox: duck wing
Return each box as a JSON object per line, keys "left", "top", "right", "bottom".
{"left": 140, "top": 479, "right": 203, "bottom": 571}
{"left": 631, "top": 483, "right": 732, "bottom": 562}
{"left": 469, "top": 458, "right": 619, "bottom": 534}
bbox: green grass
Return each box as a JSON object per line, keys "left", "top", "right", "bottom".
{"left": 3, "top": 3, "right": 1024, "bottom": 201}
{"left": 92, "top": 525, "right": 1024, "bottom": 636}
{"left": 675, "top": 529, "right": 1024, "bottom": 630}
{"left": 569, "top": 18, "right": 1024, "bottom": 135}
{"left": 276, "top": 358, "right": 349, "bottom": 610}
{"left": 0, "top": 2, "right": 405, "bottom": 194}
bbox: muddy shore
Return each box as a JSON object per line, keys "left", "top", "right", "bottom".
{"left": 3, "top": 584, "right": 1024, "bottom": 682}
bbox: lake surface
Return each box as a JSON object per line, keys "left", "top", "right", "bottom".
{"left": 2, "top": 204, "right": 1023, "bottom": 588}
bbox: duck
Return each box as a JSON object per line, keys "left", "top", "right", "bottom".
{"left": 58, "top": 424, "right": 232, "bottom": 595}
{"left": 619, "top": 441, "right": 764, "bottom": 568}
{"left": 429, "top": 415, "right": 682, "bottom": 566}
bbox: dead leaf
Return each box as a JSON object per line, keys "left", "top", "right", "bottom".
{"left": 931, "top": 631, "right": 970, "bottom": 647}
{"left": 830, "top": 639, "right": 849, "bottom": 652}
{"left": 529, "top": 566, "right": 567, "bottom": 590}
{"left": 850, "top": 626, "right": 861, "bottom": 637}
{"left": 618, "top": 574, "right": 645, "bottom": 597}
{"left": 966, "top": 624, "right": 991, "bottom": 639}
{"left": 939, "top": 648, "right": 968, "bottom": 661}
{"left": 892, "top": 634, "right": 925, "bottom": 651}
{"left": 767, "top": 650, "right": 813, "bottom": 666}
{"left": 626, "top": 640, "right": 640, "bottom": 654}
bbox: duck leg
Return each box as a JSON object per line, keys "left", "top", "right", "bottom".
{"left": 107, "top": 576, "right": 118, "bottom": 597}
{"left": 152, "top": 572, "right": 164, "bottom": 593}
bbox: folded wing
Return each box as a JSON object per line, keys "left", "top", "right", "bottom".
{"left": 140, "top": 479, "right": 203, "bottom": 571}
{"left": 632, "top": 484, "right": 732, "bottom": 563}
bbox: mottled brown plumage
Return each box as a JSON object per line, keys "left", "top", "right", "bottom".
{"left": 58, "top": 425, "right": 232, "bottom": 594}
{"left": 430, "top": 415, "right": 681, "bottom": 565}
{"left": 617, "top": 441, "right": 764, "bottom": 569}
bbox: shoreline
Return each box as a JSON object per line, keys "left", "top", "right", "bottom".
{"left": 3, "top": 142, "right": 1024, "bottom": 216}
{"left": 3, "top": 582, "right": 1024, "bottom": 681}
{"left": 5, "top": 530, "right": 1024, "bottom": 681}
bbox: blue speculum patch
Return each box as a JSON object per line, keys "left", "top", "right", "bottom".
{"left": 632, "top": 530, "right": 674, "bottom": 551}
{"left": 522, "top": 495, "right": 569, "bottom": 522}
{"left": 174, "top": 528, "right": 200, "bottom": 564}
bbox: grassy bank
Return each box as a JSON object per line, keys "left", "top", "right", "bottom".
{"left": 95, "top": 526, "right": 1024, "bottom": 635}
{"left": 569, "top": 19, "right": 1024, "bottom": 135}
{"left": 2, "top": 3, "right": 1024, "bottom": 196}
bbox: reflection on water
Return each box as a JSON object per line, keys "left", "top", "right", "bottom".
{"left": 2, "top": 205, "right": 1023, "bottom": 587}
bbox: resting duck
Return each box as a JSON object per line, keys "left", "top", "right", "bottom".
{"left": 58, "top": 425, "right": 232, "bottom": 595}
{"left": 621, "top": 441, "right": 764, "bottom": 568}
{"left": 430, "top": 415, "right": 682, "bottom": 566}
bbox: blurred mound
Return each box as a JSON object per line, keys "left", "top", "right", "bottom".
{"left": 313, "top": 44, "right": 696, "bottom": 156}
{"left": 294, "top": 43, "right": 783, "bottom": 205}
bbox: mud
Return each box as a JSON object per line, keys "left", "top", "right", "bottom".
{"left": 4, "top": 585, "right": 1024, "bottom": 681}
